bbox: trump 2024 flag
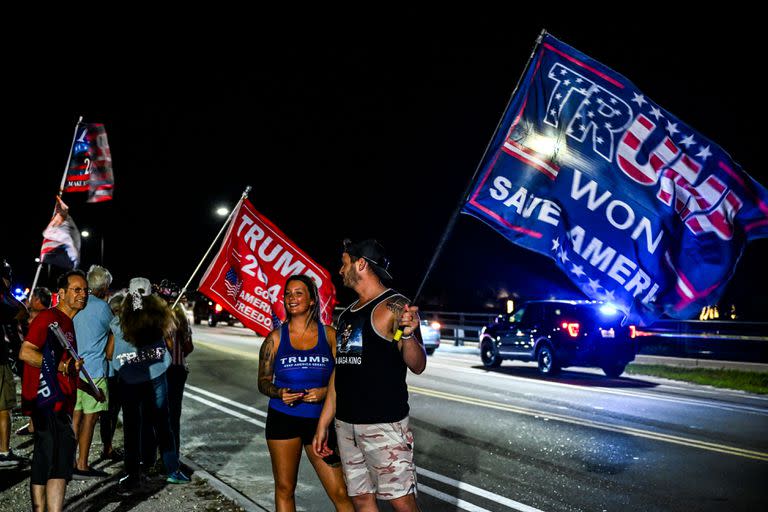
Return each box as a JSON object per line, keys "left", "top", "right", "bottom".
{"left": 64, "top": 123, "right": 114, "bottom": 203}
{"left": 462, "top": 33, "right": 768, "bottom": 325}
{"left": 198, "top": 199, "right": 336, "bottom": 335}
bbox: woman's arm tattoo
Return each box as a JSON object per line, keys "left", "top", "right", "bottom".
{"left": 258, "top": 333, "right": 281, "bottom": 398}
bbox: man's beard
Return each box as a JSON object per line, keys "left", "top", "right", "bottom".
{"left": 343, "top": 267, "right": 359, "bottom": 289}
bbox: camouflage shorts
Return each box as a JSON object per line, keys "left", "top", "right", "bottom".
{"left": 335, "top": 417, "right": 417, "bottom": 500}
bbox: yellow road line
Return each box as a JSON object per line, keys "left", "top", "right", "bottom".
{"left": 410, "top": 385, "right": 768, "bottom": 462}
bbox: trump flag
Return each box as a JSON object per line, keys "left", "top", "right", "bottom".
{"left": 64, "top": 123, "right": 114, "bottom": 203}
{"left": 462, "top": 33, "right": 768, "bottom": 325}
{"left": 198, "top": 199, "right": 337, "bottom": 335}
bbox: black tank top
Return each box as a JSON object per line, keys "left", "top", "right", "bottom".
{"left": 334, "top": 288, "right": 409, "bottom": 424}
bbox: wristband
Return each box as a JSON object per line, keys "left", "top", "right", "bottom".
{"left": 401, "top": 333, "right": 414, "bottom": 340}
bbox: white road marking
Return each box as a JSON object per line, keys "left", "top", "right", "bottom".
{"left": 183, "top": 391, "right": 266, "bottom": 428}
{"left": 417, "top": 484, "right": 494, "bottom": 512}
{"left": 418, "top": 467, "right": 546, "bottom": 512}
{"left": 186, "top": 384, "right": 268, "bottom": 417}
{"left": 184, "top": 384, "right": 541, "bottom": 511}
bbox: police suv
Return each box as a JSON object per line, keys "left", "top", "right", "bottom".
{"left": 479, "top": 300, "right": 637, "bottom": 377}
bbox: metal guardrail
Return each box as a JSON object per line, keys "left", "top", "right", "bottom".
{"left": 421, "top": 310, "right": 497, "bottom": 346}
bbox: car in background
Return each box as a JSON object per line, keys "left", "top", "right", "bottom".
{"left": 192, "top": 293, "right": 236, "bottom": 327}
{"left": 420, "top": 319, "right": 441, "bottom": 355}
{"left": 479, "top": 300, "right": 637, "bottom": 377}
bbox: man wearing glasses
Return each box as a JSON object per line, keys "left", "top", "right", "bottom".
{"left": 19, "top": 269, "right": 104, "bottom": 512}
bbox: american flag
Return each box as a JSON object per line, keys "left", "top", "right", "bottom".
{"left": 223, "top": 267, "right": 242, "bottom": 300}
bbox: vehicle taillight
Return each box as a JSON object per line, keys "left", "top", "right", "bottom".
{"left": 214, "top": 304, "right": 223, "bottom": 313}
{"left": 561, "top": 322, "right": 580, "bottom": 337}
{"left": 629, "top": 325, "right": 636, "bottom": 338}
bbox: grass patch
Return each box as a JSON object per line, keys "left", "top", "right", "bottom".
{"left": 626, "top": 364, "right": 768, "bottom": 395}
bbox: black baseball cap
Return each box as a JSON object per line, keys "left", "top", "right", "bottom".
{"left": 343, "top": 239, "right": 392, "bottom": 281}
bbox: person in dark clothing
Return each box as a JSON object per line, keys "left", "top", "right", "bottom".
{"left": 313, "top": 240, "right": 425, "bottom": 512}
{"left": 110, "top": 277, "right": 190, "bottom": 492}
{"left": 0, "top": 259, "right": 28, "bottom": 467}
{"left": 155, "top": 280, "right": 194, "bottom": 458}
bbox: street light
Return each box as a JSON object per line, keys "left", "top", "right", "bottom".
{"left": 215, "top": 207, "right": 229, "bottom": 217}
{"left": 80, "top": 230, "right": 104, "bottom": 265}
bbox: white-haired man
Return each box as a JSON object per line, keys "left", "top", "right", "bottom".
{"left": 71, "top": 265, "right": 114, "bottom": 478}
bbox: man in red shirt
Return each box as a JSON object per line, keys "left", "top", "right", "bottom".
{"left": 19, "top": 269, "right": 103, "bottom": 512}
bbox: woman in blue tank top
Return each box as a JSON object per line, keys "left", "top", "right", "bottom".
{"left": 257, "top": 275, "right": 352, "bottom": 512}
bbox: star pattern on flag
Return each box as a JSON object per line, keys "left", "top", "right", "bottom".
{"left": 632, "top": 98, "right": 715, "bottom": 173}
{"left": 551, "top": 237, "right": 560, "bottom": 252}
{"left": 570, "top": 264, "right": 586, "bottom": 278}
{"left": 696, "top": 145, "right": 712, "bottom": 160}
{"left": 679, "top": 134, "right": 696, "bottom": 148}
{"left": 587, "top": 278, "right": 602, "bottom": 294}
{"left": 224, "top": 267, "right": 243, "bottom": 300}
{"left": 631, "top": 92, "right": 647, "bottom": 107}
{"left": 665, "top": 121, "right": 680, "bottom": 136}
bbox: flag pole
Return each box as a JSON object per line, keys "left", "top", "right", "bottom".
{"left": 58, "top": 116, "right": 84, "bottom": 195}
{"left": 172, "top": 185, "right": 252, "bottom": 310}
{"left": 411, "top": 30, "right": 547, "bottom": 304}
{"left": 29, "top": 116, "right": 85, "bottom": 296}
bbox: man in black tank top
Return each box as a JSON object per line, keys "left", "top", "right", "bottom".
{"left": 313, "top": 239, "right": 426, "bottom": 512}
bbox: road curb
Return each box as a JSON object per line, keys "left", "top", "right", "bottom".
{"left": 180, "top": 455, "right": 270, "bottom": 512}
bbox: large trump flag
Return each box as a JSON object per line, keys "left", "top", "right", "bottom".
{"left": 198, "top": 199, "right": 336, "bottom": 335}
{"left": 462, "top": 33, "right": 768, "bottom": 325}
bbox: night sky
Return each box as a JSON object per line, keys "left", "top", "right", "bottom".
{"left": 4, "top": 19, "right": 766, "bottom": 317}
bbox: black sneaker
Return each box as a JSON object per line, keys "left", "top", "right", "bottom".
{"left": 73, "top": 467, "right": 109, "bottom": 479}
{"left": 0, "top": 453, "right": 20, "bottom": 467}
{"left": 117, "top": 473, "right": 144, "bottom": 494}
{"left": 0, "top": 449, "right": 27, "bottom": 467}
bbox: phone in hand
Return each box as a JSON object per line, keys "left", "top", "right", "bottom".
{"left": 286, "top": 389, "right": 306, "bottom": 407}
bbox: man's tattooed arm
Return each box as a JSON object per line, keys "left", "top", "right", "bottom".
{"left": 386, "top": 296, "right": 410, "bottom": 332}
{"left": 258, "top": 332, "right": 281, "bottom": 399}
{"left": 386, "top": 296, "right": 409, "bottom": 315}
{"left": 385, "top": 296, "right": 421, "bottom": 341}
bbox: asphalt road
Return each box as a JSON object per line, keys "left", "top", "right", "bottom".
{"left": 180, "top": 324, "right": 768, "bottom": 511}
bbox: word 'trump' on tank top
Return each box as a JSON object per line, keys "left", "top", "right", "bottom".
{"left": 269, "top": 321, "right": 334, "bottom": 418}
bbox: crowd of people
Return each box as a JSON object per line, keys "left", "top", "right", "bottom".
{"left": 0, "top": 260, "right": 194, "bottom": 512}
{"left": 3, "top": 236, "right": 426, "bottom": 512}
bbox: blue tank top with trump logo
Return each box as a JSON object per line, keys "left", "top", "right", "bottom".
{"left": 269, "top": 321, "right": 334, "bottom": 418}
